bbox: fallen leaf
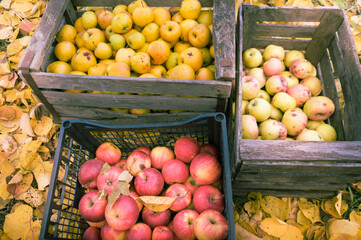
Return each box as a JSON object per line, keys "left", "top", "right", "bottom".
{"left": 19, "top": 19, "right": 35, "bottom": 35}
{"left": 0, "top": 105, "right": 23, "bottom": 129}
{"left": 118, "top": 170, "right": 133, "bottom": 183}
{"left": 0, "top": 179, "right": 12, "bottom": 201}
{"left": 8, "top": 48, "right": 24, "bottom": 64}
{"left": 19, "top": 139, "right": 42, "bottom": 169}
{"left": 6, "top": 172, "right": 33, "bottom": 196}
{"left": 107, "top": 181, "right": 130, "bottom": 210}
{"left": 239, "top": 221, "right": 259, "bottom": 236}
{"left": 0, "top": 0, "right": 12, "bottom": 9}
{"left": 328, "top": 219, "right": 360, "bottom": 237}
{"left": 2, "top": 134, "right": 18, "bottom": 155}
{"left": 0, "top": 72, "right": 17, "bottom": 89}
{"left": 6, "top": 38, "right": 23, "bottom": 56}
{"left": 335, "top": 192, "right": 343, "bottom": 217}
{"left": 0, "top": 26, "right": 13, "bottom": 40}
{"left": 328, "top": 233, "right": 359, "bottom": 240}
{"left": 0, "top": 105, "right": 16, "bottom": 121}
{"left": 296, "top": 209, "right": 312, "bottom": 226}
{"left": 3, "top": 203, "right": 33, "bottom": 240}
{"left": 33, "top": 115, "right": 53, "bottom": 136}
{"left": 322, "top": 197, "right": 348, "bottom": 218}
{"left": 0, "top": 152, "right": 15, "bottom": 183}
{"left": 11, "top": 2, "right": 34, "bottom": 13}
{"left": 15, "top": 186, "right": 43, "bottom": 207}
{"left": 236, "top": 222, "right": 262, "bottom": 240}
{"left": 280, "top": 224, "right": 304, "bottom": 240}
{"left": 20, "top": 113, "right": 35, "bottom": 136}
{"left": 0, "top": 62, "right": 11, "bottom": 75}
{"left": 258, "top": 217, "right": 288, "bottom": 238}
{"left": 298, "top": 198, "right": 322, "bottom": 223}
{"left": 100, "top": 162, "right": 111, "bottom": 174}
{"left": 21, "top": 219, "right": 41, "bottom": 240}
{"left": 7, "top": 170, "right": 23, "bottom": 185}
{"left": 350, "top": 210, "right": 361, "bottom": 225}
{"left": 32, "top": 160, "right": 53, "bottom": 190}
{"left": 9, "top": 27, "right": 19, "bottom": 42}
{"left": 139, "top": 196, "right": 176, "bottom": 212}
{"left": 261, "top": 196, "right": 289, "bottom": 221}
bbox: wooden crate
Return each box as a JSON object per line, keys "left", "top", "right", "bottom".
{"left": 231, "top": 4, "right": 361, "bottom": 198}
{"left": 18, "top": 0, "right": 235, "bottom": 124}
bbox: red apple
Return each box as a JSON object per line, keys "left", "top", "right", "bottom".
{"left": 134, "top": 146, "right": 151, "bottom": 155}
{"left": 167, "top": 221, "right": 182, "bottom": 240}
{"left": 79, "top": 190, "right": 107, "bottom": 222}
{"left": 193, "top": 185, "right": 225, "bottom": 213}
{"left": 82, "top": 226, "right": 101, "bottom": 240}
{"left": 183, "top": 175, "right": 202, "bottom": 195}
{"left": 199, "top": 144, "right": 220, "bottom": 159}
{"left": 263, "top": 57, "right": 283, "bottom": 76}
{"left": 142, "top": 207, "right": 171, "bottom": 229}
{"left": 100, "top": 223, "right": 126, "bottom": 240}
{"left": 127, "top": 150, "right": 152, "bottom": 176}
{"left": 129, "top": 189, "right": 143, "bottom": 212}
{"left": 78, "top": 159, "right": 104, "bottom": 189}
{"left": 165, "top": 183, "right": 192, "bottom": 212}
{"left": 96, "top": 142, "right": 122, "bottom": 165}
{"left": 190, "top": 152, "right": 222, "bottom": 185}
{"left": 194, "top": 210, "right": 228, "bottom": 240}
{"left": 115, "top": 158, "right": 127, "bottom": 170}
{"left": 162, "top": 159, "right": 189, "bottom": 185}
{"left": 150, "top": 146, "right": 175, "bottom": 169}
{"left": 174, "top": 137, "right": 200, "bottom": 163}
{"left": 105, "top": 195, "right": 140, "bottom": 231}
{"left": 152, "top": 226, "right": 174, "bottom": 240}
{"left": 97, "top": 165, "right": 123, "bottom": 196}
{"left": 172, "top": 209, "right": 199, "bottom": 240}
{"left": 125, "top": 223, "right": 152, "bottom": 240}
{"left": 134, "top": 168, "right": 164, "bottom": 196}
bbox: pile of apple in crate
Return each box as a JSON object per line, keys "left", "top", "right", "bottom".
{"left": 48, "top": 0, "right": 215, "bottom": 114}
{"left": 77, "top": 138, "right": 228, "bottom": 239}
{"left": 241, "top": 44, "right": 336, "bottom": 141}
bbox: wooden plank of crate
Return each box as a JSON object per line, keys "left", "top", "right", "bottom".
{"left": 232, "top": 187, "right": 337, "bottom": 198}
{"left": 233, "top": 181, "right": 346, "bottom": 191}
{"left": 73, "top": 0, "right": 213, "bottom": 7}
{"left": 239, "top": 140, "right": 361, "bottom": 161}
{"left": 328, "top": 35, "right": 344, "bottom": 77}
{"left": 31, "top": 73, "right": 232, "bottom": 98}
{"left": 43, "top": 91, "right": 219, "bottom": 111}
{"left": 251, "top": 37, "right": 310, "bottom": 51}
{"left": 213, "top": 0, "right": 235, "bottom": 80}
{"left": 241, "top": 4, "right": 257, "bottom": 50}
{"left": 336, "top": 10, "right": 361, "bottom": 141}
{"left": 253, "top": 23, "right": 316, "bottom": 38}
{"left": 318, "top": 52, "right": 346, "bottom": 140}
{"left": 64, "top": 0, "right": 77, "bottom": 25}
{"left": 304, "top": 11, "right": 344, "bottom": 66}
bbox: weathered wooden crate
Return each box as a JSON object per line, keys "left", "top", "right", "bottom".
{"left": 231, "top": 4, "right": 361, "bottom": 198}
{"left": 18, "top": 0, "right": 234, "bottom": 124}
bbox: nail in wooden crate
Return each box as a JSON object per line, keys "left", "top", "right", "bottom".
{"left": 230, "top": 4, "right": 361, "bottom": 198}
{"left": 18, "top": 0, "right": 235, "bottom": 124}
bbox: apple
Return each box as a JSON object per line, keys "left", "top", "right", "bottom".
{"left": 296, "top": 129, "right": 324, "bottom": 141}
{"left": 197, "top": 10, "right": 213, "bottom": 26}
{"left": 180, "top": 19, "right": 198, "bottom": 42}
{"left": 149, "top": 146, "right": 174, "bottom": 169}
{"left": 129, "top": 189, "right": 143, "bottom": 212}
{"left": 153, "top": 7, "right": 171, "bottom": 27}
{"left": 142, "top": 207, "right": 172, "bottom": 229}
{"left": 128, "top": 0, "right": 147, "bottom": 15}
{"left": 284, "top": 50, "right": 305, "bottom": 68}
{"left": 125, "top": 223, "right": 152, "bottom": 240}
{"left": 112, "top": 12, "right": 133, "bottom": 34}
{"left": 71, "top": 48, "right": 97, "bottom": 73}
{"left": 263, "top": 44, "right": 285, "bottom": 61}
{"left": 101, "top": 223, "right": 126, "bottom": 240}
{"left": 127, "top": 31, "right": 146, "bottom": 50}
{"left": 115, "top": 48, "right": 136, "bottom": 66}
{"left": 82, "top": 28, "right": 106, "bottom": 51}
{"left": 132, "top": 7, "right": 155, "bottom": 27}
{"left": 199, "top": 144, "right": 219, "bottom": 159}
{"left": 242, "top": 115, "right": 259, "bottom": 139}
{"left": 105, "top": 25, "right": 114, "bottom": 41}
{"left": 162, "top": 159, "right": 189, "bottom": 184}
{"left": 188, "top": 24, "right": 211, "bottom": 48}
{"left": 306, "top": 120, "right": 325, "bottom": 130}
{"left": 246, "top": 98, "right": 272, "bottom": 122}
{"left": 134, "top": 146, "right": 151, "bottom": 155}
{"left": 287, "top": 84, "right": 312, "bottom": 107}
{"left": 83, "top": 226, "right": 101, "bottom": 240}
{"left": 265, "top": 75, "right": 288, "bottom": 95}
{"left": 94, "top": 42, "right": 112, "bottom": 60}
{"left": 190, "top": 152, "right": 222, "bottom": 185}
{"left": 97, "top": 166, "right": 123, "bottom": 196}
{"left": 54, "top": 41, "right": 76, "bottom": 62}
{"left": 263, "top": 58, "right": 283, "bottom": 76}
{"left": 172, "top": 12, "right": 184, "bottom": 25}
{"left": 165, "top": 183, "right": 192, "bottom": 211}
{"left": 241, "top": 100, "right": 249, "bottom": 115}
{"left": 180, "top": 0, "right": 201, "bottom": 20}
{"left": 81, "top": 11, "right": 97, "bottom": 30}
{"left": 166, "top": 63, "right": 195, "bottom": 80}
{"left": 160, "top": 21, "right": 182, "bottom": 42}
{"left": 303, "top": 96, "right": 335, "bottom": 121}
{"left": 178, "top": 47, "right": 203, "bottom": 72}
{"left": 115, "top": 158, "right": 127, "bottom": 171}
{"left": 270, "top": 104, "right": 283, "bottom": 121}
{"left": 255, "top": 89, "right": 271, "bottom": 102}
{"left": 142, "top": 23, "right": 160, "bottom": 42}
{"left": 184, "top": 175, "right": 202, "bottom": 195}
{"left": 194, "top": 209, "right": 228, "bottom": 240}
{"left": 88, "top": 63, "right": 108, "bottom": 76}
{"left": 127, "top": 150, "right": 152, "bottom": 176}
{"left": 243, "top": 48, "right": 263, "bottom": 68}
{"left": 281, "top": 108, "right": 308, "bottom": 136}
{"left": 105, "top": 195, "right": 139, "bottom": 231}
{"left": 279, "top": 71, "right": 299, "bottom": 88}
{"left": 130, "top": 52, "right": 151, "bottom": 74}
{"left": 56, "top": 24, "right": 77, "bottom": 43}
{"left": 87, "top": 220, "right": 106, "bottom": 229}
{"left": 152, "top": 226, "right": 174, "bottom": 240}
{"left": 109, "top": 34, "right": 126, "bottom": 51}
{"left": 97, "top": 9, "right": 114, "bottom": 30}
{"left": 78, "top": 190, "right": 107, "bottom": 222}
{"left": 247, "top": 67, "right": 266, "bottom": 88}
{"left": 315, "top": 123, "right": 337, "bottom": 141}
{"left": 134, "top": 168, "right": 164, "bottom": 196}
{"left": 173, "top": 209, "right": 199, "bottom": 240}
{"left": 193, "top": 185, "right": 225, "bottom": 213}
{"left": 198, "top": 47, "right": 213, "bottom": 67}
{"left": 96, "top": 142, "right": 121, "bottom": 166}
{"left": 300, "top": 76, "right": 323, "bottom": 96}
{"left": 106, "top": 62, "right": 131, "bottom": 77}
{"left": 147, "top": 40, "right": 170, "bottom": 65}
{"left": 260, "top": 119, "right": 288, "bottom": 140}
{"left": 289, "top": 59, "right": 313, "bottom": 79}
{"left": 174, "top": 136, "right": 200, "bottom": 163}
{"left": 271, "top": 92, "right": 297, "bottom": 112}
{"left": 241, "top": 75, "right": 261, "bottom": 100}
{"left": 78, "top": 159, "right": 104, "bottom": 188}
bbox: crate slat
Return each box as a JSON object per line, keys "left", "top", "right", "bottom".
{"left": 232, "top": 187, "right": 338, "bottom": 198}
{"left": 253, "top": 23, "right": 316, "bottom": 38}
{"left": 250, "top": 37, "right": 310, "bottom": 51}
{"left": 233, "top": 181, "right": 346, "bottom": 191}
{"left": 72, "top": 0, "right": 214, "bottom": 7}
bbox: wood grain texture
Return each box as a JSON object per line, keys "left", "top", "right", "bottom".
{"left": 253, "top": 23, "right": 316, "bottom": 38}
{"left": 250, "top": 37, "right": 310, "bottom": 51}
{"left": 232, "top": 181, "right": 346, "bottom": 191}
{"left": 72, "top": 0, "right": 213, "bottom": 7}
{"left": 232, "top": 187, "right": 339, "bottom": 198}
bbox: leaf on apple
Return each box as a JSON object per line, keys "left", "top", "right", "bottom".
{"left": 260, "top": 196, "right": 289, "bottom": 221}
{"left": 6, "top": 172, "right": 33, "bottom": 197}
{"left": 118, "top": 170, "right": 133, "bottom": 183}
{"left": 107, "top": 181, "right": 130, "bottom": 210}
{"left": 139, "top": 196, "right": 176, "bottom": 212}
{"left": 3, "top": 203, "right": 33, "bottom": 240}
{"left": 297, "top": 198, "right": 322, "bottom": 224}
{"left": 258, "top": 217, "right": 288, "bottom": 238}
{"left": 98, "top": 189, "right": 107, "bottom": 200}
{"left": 15, "top": 186, "right": 43, "bottom": 208}
{"left": 99, "top": 162, "right": 111, "bottom": 174}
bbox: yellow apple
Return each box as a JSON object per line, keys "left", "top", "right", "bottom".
{"left": 74, "top": 17, "right": 85, "bottom": 32}
{"left": 109, "top": 34, "right": 126, "bottom": 51}
{"left": 70, "top": 71, "right": 87, "bottom": 75}
{"left": 99, "top": 59, "right": 116, "bottom": 66}
{"left": 300, "top": 76, "right": 322, "bottom": 96}
{"left": 81, "top": 11, "right": 98, "bottom": 30}
{"left": 165, "top": 52, "right": 179, "bottom": 70}
{"left": 166, "top": 63, "right": 195, "bottom": 80}
{"left": 178, "top": 47, "right": 203, "bottom": 71}
{"left": 133, "top": 7, "right": 154, "bottom": 27}
{"left": 137, "top": 42, "right": 150, "bottom": 53}
{"left": 243, "top": 48, "right": 263, "bottom": 68}
{"left": 153, "top": 7, "right": 171, "bottom": 27}
{"left": 315, "top": 124, "right": 337, "bottom": 141}
{"left": 197, "top": 47, "right": 212, "bottom": 67}
{"left": 263, "top": 44, "right": 285, "bottom": 61}
{"left": 197, "top": 10, "right": 213, "bottom": 26}
{"left": 209, "top": 45, "right": 214, "bottom": 58}
{"left": 126, "top": 31, "right": 145, "bottom": 50}
{"left": 97, "top": 9, "right": 114, "bottom": 30}
{"left": 113, "top": 5, "right": 128, "bottom": 15}
{"left": 188, "top": 24, "right": 212, "bottom": 48}
{"left": 71, "top": 48, "right": 97, "bottom": 73}
{"left": 139, "top": 73, "right": 156, "bottom": 78}
{"left": 174, "top": 41, "right": 191, "bottom": 54}
{"left": 180, "top": 0, "right": 201, "bottom": 20}
{"left": 242, "top": 115, "right": 259, "bottom": 139}
{"left": 207, "top": 64, "right": 215, "bottom": 73}
{"left": 160, "top": 21, "right": 181, "bottom": 42}
{"left": 54, "top": 41, "right": 76, "bottom": 62}
{"left": 94, "top": 42, "right": 112, "bottom": 59}
{"left": 147, "top": 40, "right": 170, "bottom": 65}
{"left": 123, "top": 29, "right": 139, "bottom": 41}
{"left": 271, "top": 92, "right": 297, "bottom": 112}
{"left": 75, "top": 31, "right": 86, "bottom": 48}
{"left": 141, "top": 23, "right": 160, "bottom": 43}
{"left": 82, "top": 28, "right": 106, "bottom": 50}
{"left": 180, "top": 19, "right": 198, "bottom": 42}
{"left": 46, "top": 61, "right": 72, "bottom": 74}
{"left": 171, "top": 12, "right": 184, "bottom": 24}
{"left": 56, "top": 24, "right": 77, "bottom": 43}
{"left": 270, "top": 104, "right": 283, "bottom": 121}
{"left": 150, "top": 65, "right": 167, "bottom": 78}
{"left": 130, "top": 52, "right": 151, "bottom": 74}
{"left": 115, "top": 48, "right": 136, "bottom": 66}
{"left": 128, "top": 0, "right": 147, "bottom": 15}
{"left": 112, "top": 12, "right": 133, "bottom": 34}
{"left": 296, "top": 129, "right": 324, "bottom": 141}
{"left": 306, "top": 120, "right": 324, "bottom": 130}
{"left": 88, "top": 62, "right": 108, "bottom": 75}
{"left": 284, "top": 50, "right": 305, "bottom": 68}
{"left": 196, "top": 67, "right": 214, "bottom": 80}
{"left": 106, "top": 62, "right": 131, "bottom": 77}
{"left": 279, "top": 71, "right": 299, "bottom": 88}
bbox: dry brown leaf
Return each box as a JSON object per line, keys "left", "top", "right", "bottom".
{"left": 32, "top": 160, "right": 52, "bottom": 190}
{"left": 139, "top": 196, "right": 177, "bottom": 212}
{"left": 107, "top": 181, "right": 130, "bottom": 210}
{"left": 0, "top": 72, "right": 17, "bottom": 89}
{"left": 19, "top": 19, "right": 35, "bottom": 35}
{"left": 0, "top": 105, "right": 22, "bottom": 129}
{"left": 0, "top": 105, "right": 16, "bottom": 121}
{"left": 0, "top": 26, "right": 13, "bottom": 40}
{"left": 6, "top": 172, "right": 33, "bottom": 196}
{"left": 15, "top": 186, "right": 43, "bottom": 207}
{"left": 33, "top": 115, "right": 53, "bottom": 136}
{"left": 2, "top": 134, "right": 18, "bottom": 155}
{"left": 7, "top": 170, "right": 23, "bottom": 185}
{"left": 3, "top": 203, "right": 33, "bottom": 240}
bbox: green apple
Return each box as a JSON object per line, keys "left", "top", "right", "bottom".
{"left": 279, "top": 71, "right": 299, "bottom": 88}
{"left": 260, "top": 119, "right": 287, "bottom": 140}
{"left": 296, "top": 129, "right": 324, "bottom": 141}
{"left": 197, "top": 10, "right": 213, "bottom": 26}
{"left": 306, "top": 120, "right": 324, "bottom": 130}
{"left": 247, "top": 98, "right": 272, "bottom": 122}
{"left": 165, "top": 52, "right": 179, "bottom": 70}
{"left": 270, "top": 104, "right": 283, "bottom": 121}
{"left": 242, "top": 100, "right": 249, "bottom": 115}
{"left": 255, "top": 89, "right": 270, "bottom": 102}
{"left": 284, "top": 50, "right": 305, "bottom": 68}
{"left": 142, "top": 23, "right": 160, "bottom": 43}
{"left": 271, "top": 92, "right": 297, "bottom": 112}
{"left": 263, "top": 44, "right": 285, "bottom": 61}
{"left": 242, "top": 48, "right": 262, "bottom": 68}
{"left": 126, "top": 31, "right": 146, "bottom": 50}
{"left": 109, "top": 34, "right": 126, "bottom": 51}
{"left": 197, "top": 47, "right": 212, "bottom": 67}
{"left": 315, "top": 123, "right": 337, "bottom": 141}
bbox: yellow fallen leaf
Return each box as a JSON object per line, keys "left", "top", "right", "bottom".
{"left": 258, "top": 217, "right": 288, "bottom": 238}
{"left": 0, "top": 0, "right": 12, "bottom": 9}
{"left": 236, "top": 222, "right": 262, "bottom": 240}
{"left": 0, "top": 72, "right": 17, "bottom": 89}
{"left": 3, "top": 203, "right": 33, "bottom": 240}
{"left": 20, "top": 113, "right": 35, "bottom": 137}
{"left": 249, "top": 209, "right": 263, "bottom": 227}
{"left": 0, "top": 197, "right": 10, "bottom": 209}
{"left": 32, "top": 160, "right": 52, "bottom": 190}
{"left": 0, "top": 26, "right": 13, "bottom": 40}
{"left": 21, "top": 219, "right": 41, "bottom": 240}
{"left": 307, "top": 225, "right": 323, "bottom": 239}
{"left": 6, "top": 38, "right": 23, "bottom": 56}
{"left": 0, "top": 152, "right": 15, "bottom": 183}
{"left": 335, "top": 192, "right": 343, "bottom": 217}
{"left": 19, "top": 139, "right": 42, "bottom": 169}
{"left": 0, "top": 179, "right": 12, "bottom": 201}
{"left": 0, "top": 105, "right": 22, "bottom": 130}
{"left": 6, "top": 172, "right": 33, "bottom": 197}
{"left": 298, "top": 198, "right": 322, "bottom": 223}
{"left": 7, "top": 170, "right": 23, "bottom": 184}
{"left": 261, "top": 196, "right": 289, "bottom": 221}
{"left": 296, "top": 209, "right": 312, "bottom": 226}
{"left": 0, "top": 62, "right": 11, "bottom": 75}
{"left": 239, "top": 221, "right": 259, "bottom": 236}
{"left": 322, "top": 197, "right": 348, "bottom": 218}
{"left": 139, "top": 196, "right": 176, "bottom": 212}
{"left": 2, "top": 134, "right": 18, "bottom": 155}
{"left": 350, "top": 210, "right": 361, "bottom": 225}
{"left": 280, "top": 224, "right": 304, "bottom": 240}
{"left": 11, "top": 1, "right": 34, "bottom": 13}
{"left": 15, "top": 186, "right": 43, "bottom": 207}
{"left": 19, "top": 35, "right": 31, "bottom": 47}
{"left": 9, "top": 27, "right": 19, "bottom": 42}
{"left": 328, "top": 219, "right": 360, "bottom": 237}
{"left": 8, "top": 49, "right": 24, "bottom": 64}
{"left": 33, "top": 115, "right": 53, "bottom": 136}
{"left": 329, "top": 233, "right": 359, "bottom": 240}
{"left": 0, "top": 105, "right": 16, "bottom": 121}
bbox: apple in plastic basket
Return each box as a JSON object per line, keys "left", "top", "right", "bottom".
{"left": 150, "top": 146, "right": 175, "bottom": 169}
{"left": 142, "top": 207, "right": 172, "bottom": 229}
{"left": 194, "top": 209, "right": 228, "bottom": 240}
{"left": 162, "top": 159, "right": 189, "bottom": 185}
{"left": 78, "top": 159, "right": 104, "bottom": 189}
{"left": 172, "top": 209, "right": 199, "bottom": 240}
{"left": 190, "top": 152, "right": 222, "bottom": 185}
{"left": 96, "top": 142, "right": 122, "bottom": 165}
{"left": 127, "top": 150, "right": 152, "bottom": 176}
{"left": 97, "top": 165, "right": 123, "bottom": 196}
{"left": 174, "top": 136, "right": 200, "bottom": 163}
{"left": 165, "top": 183, "right": 192, "bottom": 212}
{"left": 134, "top": 168, "right": 164, "bottom": 196}
{"left": 193, "top": 185, "right": 225, "bottom": 213}
{"left": 125, "top": 222, "right": 152, "bottom": 240}
{"left": 78, "top": 190, "right": 107, "bottom": 222}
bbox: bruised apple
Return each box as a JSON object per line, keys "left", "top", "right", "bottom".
{"left": 96, "top": 142, "right": 121, "bottom": 165}
{"left": 303, "top": 96, "right": 335, "bottom": 121}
